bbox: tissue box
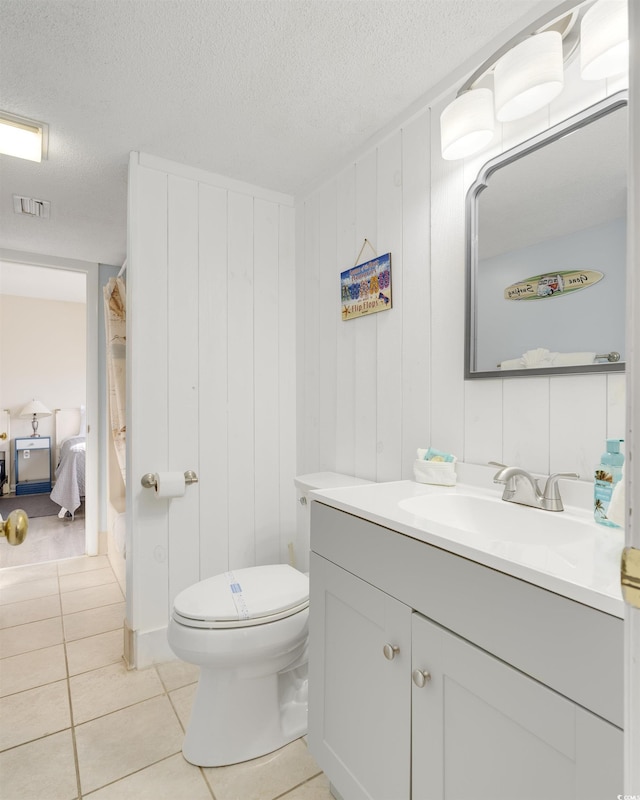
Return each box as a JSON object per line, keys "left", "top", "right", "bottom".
{"left": 413, "top": 459, "right": 457, "bottom": 486}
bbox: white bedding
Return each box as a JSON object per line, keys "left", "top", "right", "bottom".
{"left": 50, "top": 435, "right": 86, "bottom": 515}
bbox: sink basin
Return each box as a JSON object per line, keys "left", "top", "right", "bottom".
{"left": 398, "top": 493, "right": 594, "bottom": 546}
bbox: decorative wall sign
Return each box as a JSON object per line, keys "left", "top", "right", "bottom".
{"left": 504, "top": 269, "right": 603, "bottom": 301}
{"left": 341, "top": 253, "right": 392, "bottom": 320}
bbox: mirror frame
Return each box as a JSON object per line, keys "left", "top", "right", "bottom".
{"left": 465, "top": 90, "right": 627, "bottom": 380}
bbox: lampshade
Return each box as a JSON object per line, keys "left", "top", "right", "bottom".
{"left": 580, "top": 0, "right": 628, "bottom": 80}
{"left": 440, "top": 88, "right": 495, "bottom": 161}
{"left": 19, "top": 399, "right": 52, "bottom": 419}
{"left": 494, "top": 31, "right": 564, "bottom": 122}
{"left": 19, "top": 399, "right": 52, "bottom": 437}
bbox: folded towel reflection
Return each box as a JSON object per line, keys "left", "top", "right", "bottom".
{"left": 498, "top": 349, "right": 597, "bottom": 369}
{"left": 551, "top": 352, "right": 596, "bottom": 366}
{"left": 521, "top": 348, "right": 553, "bottom": 368}
{"left": 499, "top": 358, "right": 523, "bottom": 370}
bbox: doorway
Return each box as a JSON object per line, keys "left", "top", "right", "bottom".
{"left": 0, "top": 252, "right": 99, "bottom": 566}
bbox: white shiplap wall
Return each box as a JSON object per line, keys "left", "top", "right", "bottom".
{"left": 297, "top": 109, "right": 431, "bottom": 482}
{"left": 128, "top": 153, "right": 296, "bottom": 665}
{"left": 297, "top": 56, "right": 628, "bottom": 488}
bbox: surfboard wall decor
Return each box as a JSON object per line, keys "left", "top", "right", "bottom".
{"left": 504, "top": 270, "right": 604, "bottom": 301}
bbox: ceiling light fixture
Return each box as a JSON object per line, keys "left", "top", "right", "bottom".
{"left": 440, "top": 0, "right": 628, "bottom": 161}
{"left": 0, "top": 111, "right": 48, "bottom": 162}
{"left": 580, "top": 0, "right": 629, "bottom": 80}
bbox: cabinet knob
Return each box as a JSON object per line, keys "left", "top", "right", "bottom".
{"left": 382, "top": 643, "right": 400, "bottom": 660}
{"left": 412, "top": 669, "right": 431, "bottom": 688}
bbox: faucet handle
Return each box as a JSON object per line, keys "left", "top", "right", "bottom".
{"left": 489, "top": 461, "right": 508, "bottom": 481}
{"left": 543, "top": 472, "right": 579, "bottom": 500}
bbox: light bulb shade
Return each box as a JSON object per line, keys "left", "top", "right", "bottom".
{"left": 440, "top": 89, "right": 495, "bottom": 161}
{"left": 494, "top": 31, "right": 564, "bottom": 122}
{"left": 580, "top": 0, "right": 628, "bottom": 80}
{"left": 19, "top": 399, "right": 52, "bottom": 419}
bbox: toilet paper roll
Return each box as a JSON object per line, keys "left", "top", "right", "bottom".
{"left": 154, "top": 471, "right": 186, "bottom": 498}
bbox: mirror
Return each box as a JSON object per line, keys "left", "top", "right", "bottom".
{"left": 466, "top": 91, "right": 627, "bottom": 379}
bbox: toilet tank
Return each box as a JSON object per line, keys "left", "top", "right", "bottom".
{"left": 294, "top": 472, "right": 374, "bottom": 573}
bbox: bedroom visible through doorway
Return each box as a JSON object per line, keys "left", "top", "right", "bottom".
{"left": 0, "top": 258, "right": 94, "bottom": 568}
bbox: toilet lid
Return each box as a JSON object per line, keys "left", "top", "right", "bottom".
{"left": 173, "top": 564, "right": 309, "bottom": 628}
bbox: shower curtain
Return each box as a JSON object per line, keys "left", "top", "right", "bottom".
{"left": 103, "top": 277, "right": 126, "bottom": 484}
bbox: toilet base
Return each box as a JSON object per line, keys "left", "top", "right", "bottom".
{"left": 182, "top": 662, "right": 308, "bottom": 767}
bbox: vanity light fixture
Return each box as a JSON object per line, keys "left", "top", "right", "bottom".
{"left": 494, "top": 31, "right": 564, "bottom": 122}
{"left": 440, "top": 88, "right": 495, "bottom": 161}
{"left": 0, "top": 111, "right": 48, "bottom": 162}
{"left": 580, "top": 0, "right": 629, "bottom": 80}
{"left": 440, "top": 0, "right": 628, "bottom": 160}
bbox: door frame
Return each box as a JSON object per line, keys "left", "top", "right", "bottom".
{"left": 0, "top": 248, "right": 99, "bottom": 555}
{"left": 625, "top": 0, "right": 640, "bottom": 790}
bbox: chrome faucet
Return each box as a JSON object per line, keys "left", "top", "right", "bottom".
{"left": 490, "top": 463, "right": 579, "bottom": 512}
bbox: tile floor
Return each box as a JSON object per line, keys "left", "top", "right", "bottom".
{"left": 0, "top": 553, "right": 332, "bottom": 800}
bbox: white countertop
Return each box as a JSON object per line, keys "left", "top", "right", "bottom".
{"left": 310, "top": 476, "right": 625, "bottom": 619}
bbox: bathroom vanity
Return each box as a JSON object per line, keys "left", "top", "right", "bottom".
{"left": 308, "top": 479, "right": 623, "bottom": 800}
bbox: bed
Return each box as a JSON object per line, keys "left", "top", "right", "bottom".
{"left": 50, "top": 407, "right": 86, "bottom": 518}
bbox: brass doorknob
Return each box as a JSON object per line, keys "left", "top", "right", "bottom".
{"left": 0, "top": 432, "right": 7, "bottom": 440}
{"left": 0, "top": 509, "right": 29, "bottom": 546}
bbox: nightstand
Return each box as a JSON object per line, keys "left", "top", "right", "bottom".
{"left": 15, "top": 437, "right": 52, "bottom": 495}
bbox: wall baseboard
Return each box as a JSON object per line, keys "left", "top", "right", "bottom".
{"left": 134, "top": 625, "right": 175, "bottom": 669}
{"left": 123, "top": 620, "right": 134, "bottom": 670}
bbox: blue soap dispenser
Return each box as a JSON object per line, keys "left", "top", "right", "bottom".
{"left": 594, "top": 438, "right": 624, "bottom": 527}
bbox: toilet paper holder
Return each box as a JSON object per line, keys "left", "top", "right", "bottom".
{"left": 141, "top": 470, "right": 199, "bottom": 489}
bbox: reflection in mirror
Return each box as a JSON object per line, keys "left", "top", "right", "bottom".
{"left": 466, "top": 92, "right": 627, "bottom": 379}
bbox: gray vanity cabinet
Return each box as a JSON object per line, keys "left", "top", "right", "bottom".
{"left": 309, "top": 552, "right": 411, "bottom": 800}
{"left": 412, "top": 613, "right": 622, "bottom": 800}
{"left": 308, "top": 501, "right": 623, "bottom": 800}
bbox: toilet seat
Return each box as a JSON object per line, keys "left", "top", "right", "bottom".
{"left": 172, "top": 564, "right": 309, "bottom": 629}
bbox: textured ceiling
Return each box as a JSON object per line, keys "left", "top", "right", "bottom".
{"left": 0, "top": 0, "right": 557, "bottom": 266}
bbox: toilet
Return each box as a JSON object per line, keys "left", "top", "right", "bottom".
{"left": 167, "top": 472, "right": 373, "bottom": 767}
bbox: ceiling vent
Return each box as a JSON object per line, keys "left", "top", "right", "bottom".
{"left": 13, "top": 195, "right": 50, "bottom": 218}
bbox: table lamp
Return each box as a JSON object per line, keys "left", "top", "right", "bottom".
{"left": 19, "top": 399, "right": 52, "bottom": 437}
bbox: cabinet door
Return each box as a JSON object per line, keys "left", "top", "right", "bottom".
{"left": 309, "top": 553, "right": 411, "bottom": 800}
{"left": 411, "top": 613, "right": 622, "bottom": 800}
